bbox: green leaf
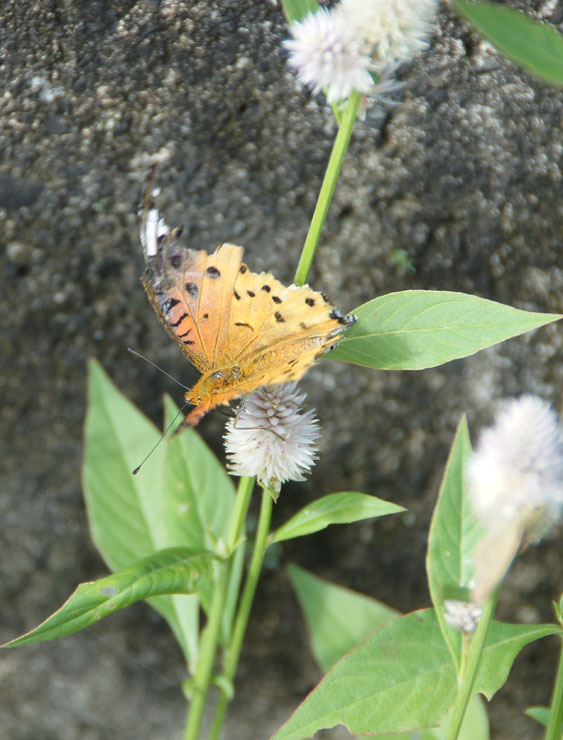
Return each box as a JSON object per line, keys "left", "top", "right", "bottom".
{"left": 161, "top": 397, "right": 242, "bottom": 645}
{"left": 289, "top": 567, "right": 489, "bottom": 740}
{"left": 426, "top": 698, "right": 489, "bottom": 740}
{"left": 3, "top": 548, "right": 215, "bottom": 647}
{"left": 426, "top": 416, "right": 482, "bottom": 666}
{"left": 281, "top": 0, "right": 319, "bottom": 25}
{"left": 329, "top": 291, "right": 561, "bottom": 370}
{"left": 288, "top": 564, "right": 399, "bottom": 672}
{"left": 83, "top": 360, "right": 166, "bottom": 566}
{"left": 270, "top": 609, "right": 560, "bottom": 740}
{"left": 162, "top": 396, "right": 237, "bottom": 616}
{"left": 525, "top": 706, "right": 550, "bottom": 729}
{"left": 162, "top": 396, "right": 236, "bottom": 555}
{"left": 271, "top": 492, "right": 403, "bottom": 543}
{"left": 374, "top": 697, "right": 489, "bottom": 740}
{"left": 82, "top": 361, "right": 235, "bottom": 666}
{"left": 454, "top": 0, "right": 563, "bottom": 85}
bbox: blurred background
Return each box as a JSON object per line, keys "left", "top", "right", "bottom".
{"left": 1, "top": 1, "right": 562, "bottom": 738}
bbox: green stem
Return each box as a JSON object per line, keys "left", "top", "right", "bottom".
{"left": 182, "top": 476, "right": 255, "bottom": 740}
{"left": 545, "top": 636, "right": 563, "bottom": 740}
{"left": 447, "top": 591, "right": 499, "bottom": 740}
{"left": 207, "top": 488, "right": 274, "bottom": 740}
{"left": 293, "top": 91, "right": 362, "bottom": 286}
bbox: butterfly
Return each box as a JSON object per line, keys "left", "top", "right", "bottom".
{"left": 139, "top": 169, "right": 356, "bottom": 428}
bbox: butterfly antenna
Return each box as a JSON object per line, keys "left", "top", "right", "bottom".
{"left": 132, "top": 403, "right": 188, "bottom": 475}
{"left": 127, "top": 347, "right": 189, "bottom": 390}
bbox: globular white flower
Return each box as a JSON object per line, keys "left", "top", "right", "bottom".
{"left": 443, "top": 600, "right": 482, "bottom": 634}
{"left": 224, "top": 383, "right": 320, "bottom": 494}
{"left": 467, "top": 396, "right": 563, "bottom": 603}
{"left": 283, "top": 8, "right": 374, "bottom": 103}
{"left": 337, "top": 0, "right": 439, "bottom": 70}
{"left": 283, "top": 0, "right": 439, "bottom": 104}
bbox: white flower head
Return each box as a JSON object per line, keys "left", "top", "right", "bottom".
{"left": 283, "top": 1, "right": 439, "bottom": 104}
{"left": 224, "top": 383, "right": 320, "bottom": 494}
{"left": 467, "top": 396, "right": 563, "bottom": 603}
{"left": 337, "top": 0, "right": 439, "bottom": 69}
{"left": 283, "top": 8, "right": 374, "bottom": 103}
{"left": 443, "top": 600, "right": 482, "bottom": 634}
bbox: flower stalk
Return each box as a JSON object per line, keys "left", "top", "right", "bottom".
{"left": 446, "top": 589, "right": 499, "bottom": 740}
{"left": 182, "top": 475, "right": 255, "bottom": 740}
{"left": 207, "top": 488, "right": 274, "bottom": 740}
{"left": 294, "top": 90, "right": 362, "bottom": 286}
{"left": 545, "top": 637, "right": 563, "bottom": 740}
{"left": 184, "top": 40, "right": 365, "bottom": 739}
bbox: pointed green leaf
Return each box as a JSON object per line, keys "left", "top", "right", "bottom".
{"left": 270, "top": 609, "right": 560, "bottom": 740}
{"left": 288, "top": 564, "right": 399, "bottom": 672}
{"left": 525, "top": 706, "right": 550, "bottom": 729}
{"left": 281, "top": 0, "right": 319, "bottom": 25}
{"left": 83, "top": 361, "right": 198, "bottom": 660}
{"left": 426, "top": 416, "right": 482, "bottom": 666}
{"left": 162, "top": 396, "right": 236, "bottom": 554}
{"left": 162, "top": 396, "right": 237, "bottom": 619}
{"left": 82, "top": 361, "right": 234, "bottom": 665}
{"left": 329, "top": 291, "right": 560, "bottom": 370}
{"left": 3, "top": 548, "right": 215, "bottom": 647}
{"left": 478, "top": 620, "right": 562, "bottom": 698}
{"left": 290, "top": 567, "right": 489, "bottom": 740}
{"left": 272, "top": 492, "right": 403, "bottom": 543}
{"left": 83, "top": 360, "right": 166, "bottom": 565}
{"left": 454, "top": 0, "right": 563, "bottom": 85}
{"left": 374, "top": 698, "right": 489, "bottom": 740}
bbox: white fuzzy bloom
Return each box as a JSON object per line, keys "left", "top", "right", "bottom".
{"left": 283, "top": 8, "right": 374, "bottom": 103}
{"left": 443, "top": 600, "right": 482, "bottom": 633}
{"left": 468, "top": 396, "right": 563, "bottom": 536}
{"left": 337, "top": 0, "right": 439, "bottom": 69}
{"left": 283, "top": 0, "right": 439, "bottom": 103}
{"left": 467, "top": 396, "right": 563, "bottom": 603}
{"left": 224, "top": 383, "right": 320, "bottom": 493}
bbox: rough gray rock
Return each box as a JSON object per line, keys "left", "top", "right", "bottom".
{"left": 1, "top": 1, "right": 562, "bottom": 739}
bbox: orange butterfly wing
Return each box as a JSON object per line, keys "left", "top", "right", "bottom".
{"left": 140, "top": 176, "right": 355, "bottom": 427}
{"left": 180, "top": 259, "right": 355, "bottom": 426}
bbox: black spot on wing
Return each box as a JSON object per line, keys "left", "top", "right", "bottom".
{"left": 239, "top": 264, "right": 247, "bottom": 274}
{"left": 202, "top": 313, "right": 209, "bottom": 319}
{"left": 234, "top": 322, "right": 254, "bottom": 331}
{"left": 247, "top": 290, "right": 255, "bottom": 297}
{"left": 170, "top": 312, "right": 188, "bottom": 327}
{"left": 274, "top": 311, "right": 285, "bottom": 323}
{"left": 272, "top": 296, "right": 282, "bottom": 304}
{"left": 206, "top": 266, "right": 220, "bottom": 278}
{"left": 261, "top": 284, "right": 271, "bottom": 292}
{"left": 170, "top": 253, "right": 182, "bottom": 269}
{"left": 185, "top": 282, "right": 198, "bottom": 296}
{"left": 234, "top": 290, "right": 241, "bottom": 300}
{"left": 178, "top": 328, "right": 191, "bottom": 338}
{"left": 305, "top": 297, "right": 315, "bottom": 306}
{"left": 162, "top": 297, "right": 180, "bottom": 314}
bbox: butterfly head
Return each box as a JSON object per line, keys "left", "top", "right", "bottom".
{"left": 185, "top": 365, "right": 244, "bottom": 406}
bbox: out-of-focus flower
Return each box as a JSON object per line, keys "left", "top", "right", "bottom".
{"left": 283, "top": 0, "right": 439, "bottom": 104}
{"left": 467, "top": 396, "right": 563, "bottom": 603}
{"left": 224, "top": 383, "right": 320, "bottom": 494}
{"left": 283, "top": 8, "right": 374, "bottom": 103}
{"left": 337, "top": 0, "right": 439, "bottom": 69}
{"left": 444, "top": 600, "right": 482, "bottom": 633}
